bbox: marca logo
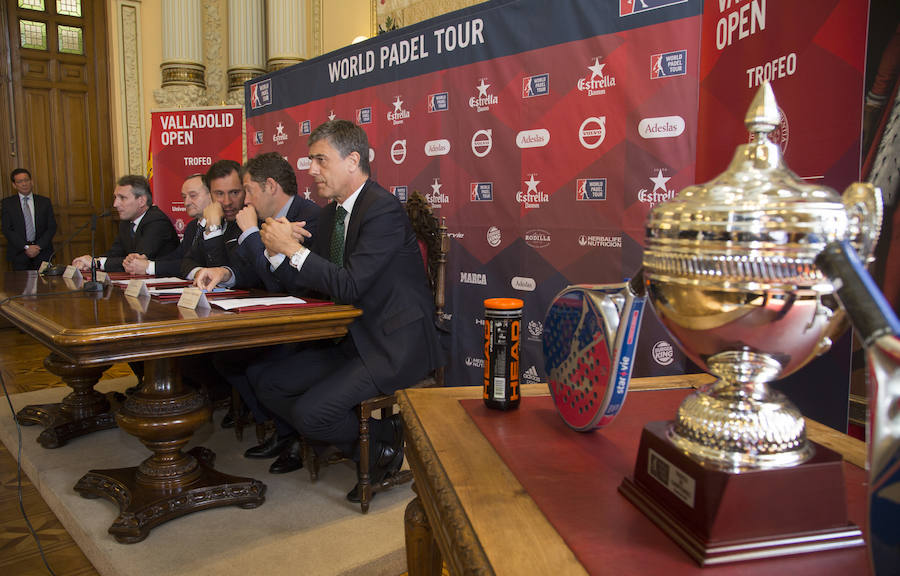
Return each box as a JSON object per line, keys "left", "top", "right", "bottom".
{"left": 465, "top": 356, "right": 485, "bottom": 368}
{"left": 470, "top": 182, "right": 493, "bottom": 202}
{"left": 356, "top": 107, "right": 372, "bottom": 125}
{"left": 424, "top": 139, "right": 451, "bottom": 156}
{"left": 517, "top": 174, "right": 549, "bottom": 208}
{"left": 460, "top": 272, "right": 487, "bottom": 285}
{"left": 749, "top": 107, "right": 789, "bottom": 153}
{"left": 469, "top": 78, "right": 498, "bottom": 112}
{"left": 651, "top": 49, "right": 687, "bottom": 79}
{"left": 577, "top": 58, "right": 617, "bottom": 96}
{"left": 522, "top": 73, "right": 550, "bottom": 98}
{"left": 390, "top": 186, "right": 408, "bottom": 202}
{"left": 387, "top": 95, "right": 410, "bottom": 125}
{"left": 487, "top": 226, "right": 501, "bottom": 247}
{"left": 516, "top": 129, "right": 550, "bottom": 149}
{"left": 638, "top": 169, "right": 678, "bottom": 206}
{"left": 579, "top": 117, "right": 607, "bottom": 149}
{"left": 427, "top": 178, "right": 449, "bottom": 207}
{"left": 512, "top": 276, "right": 536, "bottom": 291}
{"left": 296, "top": 157, "right": 311, "bottom": 170}
{"left": 299, "top": 120, "right": 311, "bottom": 135}
{"left": 620, "top": 0, "right": 687, "bottom": 17}
{"left": 527, "top": 320, "right": 543, "bottom": 340}
{"left": 273, "top": 122, "right": 288, "bottom": 145}
{"left": 578, "top": 235, "right": 623, "bottom": 248}
{"left": 390, "top": 140, "right": 407, "bottom": 164}
{"left": 249, "top": 79, "right": 271, "bottom": 109}
{"left": 427, "top": 91, "right": 449, "bottom": 113}
{"left": 522, "top": 365, "right": 541, "bottom": 383}
{"left": 524, "top": 229, "right": 551, "bottom": 248}
{"left": 638, "top": 116, "right": 685, "bottom": 139}
{"left": 652, "top": 341, "right": 675, "bottom": 366}
{"left": 577, "top": 178, "right": 607, "bottom": 201}
{"left": 471, "top": 129, "right": 493, "bottom": 157}
{"left": 253, "top": 130, "right": 264, "bottom": 145}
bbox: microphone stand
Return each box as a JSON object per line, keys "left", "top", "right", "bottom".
{"left": 82, "top": 213, "right": 104, "bottom": 292}
{"left": 41, "top": 210, "right": 110, "bottom": 276}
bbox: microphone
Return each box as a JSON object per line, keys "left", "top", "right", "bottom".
{"left": 82, "top": 210, "right": 111, "bottom": 293}
{"left": 42, "top": 210, "right": 112, "bottom": 277}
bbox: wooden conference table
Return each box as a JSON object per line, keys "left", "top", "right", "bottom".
{"left": 0, "top": 271, "right": 360, "bottom": 542}
{"left": 398, "top": 377, "right": 869, "bottom": 575}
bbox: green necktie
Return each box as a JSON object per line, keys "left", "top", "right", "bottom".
{"left": 329, "top": 205, "right": 347, "bottom": 266}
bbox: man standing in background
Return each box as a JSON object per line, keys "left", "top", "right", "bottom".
{"left": 2, "top": 168, "right": 57, "bottom": 270}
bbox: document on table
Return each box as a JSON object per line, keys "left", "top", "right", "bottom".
{"left": 211, "top": 296, "right": 308, "bottom": 310}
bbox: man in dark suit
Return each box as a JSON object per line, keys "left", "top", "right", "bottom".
{"left": 180, "top": 160, "right": 245, "bottom": 279}
{"left": 72, "top": 175, "right": 179, "bottom": 273}
{"left": 239, "top": 120, "right": 442, "bottom": 500}
{"left": 2, "top": 168, "right": 57, "bottom": 270}
{"left": 194, "top": 153, "right": 321, "bottom": 474}
{"left": 122, "top": 173, "right": 211, "bottom": 277}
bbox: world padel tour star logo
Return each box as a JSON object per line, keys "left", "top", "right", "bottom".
{"left": 620, "top": 0, "right": 688, "bottom": 17}
{"left": 579, "top": 117, "right": 607, "bottom": 149}
{"left": 577, "top": 178, "right": 607, "bottom": 201}
{"left": 390, "top": 140, "right": 407, "bottom": 164}
{"left": 299, "top": 120, "right": 311, "bottom": 135}
{"left": 427, "top": 92, "right": 449, "bottom": 113}
{"left": 387, "top": 96, "right": 410, "bottom": 125}
{"left": 427, "top": 178, "right": 449, "bottom": 208}
{"left": 517, "top": 174, "right": 549, "bottom": 209}
{"left": 356, "top": 107, "right": 372, "bottom": 125}
{"left": 469, "top": 78, "right": 498, "bottom": 112}
{"left": 471, "top": 129, "right": 493, "bottom": 157}
{"left": 249, "top": 79, "right": 271, "bottom": 109}
{"left": 651, "top": 50, "right": 687, "bottom": 79}
{"left": 391, "top": 186, "right": 408, "bottom": 202}
{"left": 471, "top": 182, "right": 493, "bottom": 202}
{"left": 578, "top": 58, "right": 616, "bottom": 96}
{"left": 639, "top": 169, "right": 678, "bottom": 206}
{"left": 522, "top": 73, "right": 550, "bottom": 98}
{"left": 272, "top": 122, "right": 288, "bottom": 146}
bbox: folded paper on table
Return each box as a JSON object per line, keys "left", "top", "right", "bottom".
{"left": 150, "top": 287, "right": 249, "bottom": 301}
{"left": 212, "top": 296, "right": 334, "bottom": 312}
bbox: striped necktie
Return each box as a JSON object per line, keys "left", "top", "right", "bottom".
{"left": 22, "top": 196, "right": 35, "bottom": 243}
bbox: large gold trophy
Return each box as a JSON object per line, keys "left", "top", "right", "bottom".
{"left": 619, "top": 82, "right": 882, "bottom": 565}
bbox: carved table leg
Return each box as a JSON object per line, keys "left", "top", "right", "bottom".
{"left": 74, "top": 358, "right": 266, "bottom": 543}
{"left": 406, "top": 490, "right": 443, "bottom": 576}
{"left": 15, "top": 353, "right": 121, "bottom": 448}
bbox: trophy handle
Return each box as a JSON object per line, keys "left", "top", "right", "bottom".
{"left": 842, "top": 182, "right": 883, "bottom": 262}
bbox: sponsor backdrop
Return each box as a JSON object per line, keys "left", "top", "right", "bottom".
{"left": 149, "top": 106, "right": 244, "bottom": 236}
{"left": 243, "top": 0, "right": 867, "bottom": 409}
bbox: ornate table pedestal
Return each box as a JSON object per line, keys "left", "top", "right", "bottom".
{"left": 16, "top": 353, "right": 122, "bottom": 448}
{"left": 74, "top": 357, "right": 265, "bottom": 543}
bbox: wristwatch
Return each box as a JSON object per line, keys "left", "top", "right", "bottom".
{"left": 290, "top": 247, "right": 308, "bottom": 269}
{"left": 206, "top": 223, "right": 222, "bottom": 233}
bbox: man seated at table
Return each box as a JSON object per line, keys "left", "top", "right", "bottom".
{"left": 72, "top": 175, "right": 179, "bottom": 273}
{"left": 121, "top": 173, "right": 211, "bottom": 277}
{"left": 193, "top": 152, "right": 321, "bottom": 473}
{"left": 223, "top": 119, "right": 443, "bottom": 501}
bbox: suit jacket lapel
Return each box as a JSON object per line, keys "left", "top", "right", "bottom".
{"left": 344, "top": 180, "right": 373, "bottom": 256}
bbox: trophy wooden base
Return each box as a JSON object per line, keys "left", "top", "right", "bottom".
{"left": 619, "top": 421, "right": 864, "bottom": 566}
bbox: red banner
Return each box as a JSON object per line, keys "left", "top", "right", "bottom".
{"left": 149, "top": 106, "right": 244, "bottom": 235}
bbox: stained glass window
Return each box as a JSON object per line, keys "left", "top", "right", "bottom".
{"left": 58, "top": 25, "right": 83, "bottom": 54}
{"left": 56, "top": 0, "right": 81, "bottom": 17}
{"left": 18, "top": 0, "right": 46, "bottom": 11}
{"left": 19, "top": 19, "right": 47, "bottom": 50}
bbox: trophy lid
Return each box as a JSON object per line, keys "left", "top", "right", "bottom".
{"left": 644, "top": 82, "right": 866, "bottom": 287}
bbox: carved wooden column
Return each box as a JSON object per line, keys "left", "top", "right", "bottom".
{"left": 227, "top": 0, "right": 266, "bottom": 104}
{"left": 267, "top": 0, "right": 307, "bottom": 71}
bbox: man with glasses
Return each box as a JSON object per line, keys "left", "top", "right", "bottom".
{"left": 2, "top": 168, "right": 57, "bottom": 270}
